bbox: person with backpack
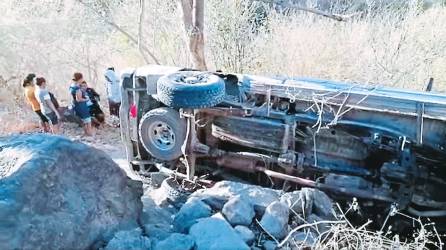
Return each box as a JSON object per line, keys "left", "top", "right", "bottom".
{"left": 34, "top": 77, "right": 61, "bottom": 134}
{"left": 81, "top": 81, "right": 105, "bottom": 127}
{"left": 70, "top": 72, "right": 94, "bottom": 137}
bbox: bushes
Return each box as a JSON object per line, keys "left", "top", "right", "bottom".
{"left": 1, "top": 0, "right": 446, "bottom": 102}
{"left": 205, "top": 1, "right": 446, "bottom": 91}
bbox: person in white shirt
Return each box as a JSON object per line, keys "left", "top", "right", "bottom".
{"left": 104, "top": 67, "right": 121, "bottom": 117}
{"left": 34, "top": 77, "right": 61, "bottom": 134}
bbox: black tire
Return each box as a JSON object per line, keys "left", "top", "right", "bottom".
{"left": 157, "top": 71, "right": 226, "bottom": 108}
{"left": 138, "top": 108, "right": 187, "bottom": 161}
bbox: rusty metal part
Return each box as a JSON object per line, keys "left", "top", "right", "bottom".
{"left": 407, "top": 207, "right": 446, "bottom": 217}
{"left": 257, "top": 167, "right": 395, "bottom": 202}
{"left": 278, "top": 152, "right": 296, "bottom": 169}
{"left": 130, "top": 160, "right": 157, "bottom": 165}
{"left": 213, "top": 151, "right": 276, "bottom": 173}
{"left": 193, "top": 142, "right": 210, "bottom": 155}
{"left": 296, "top": 152, "right": 305, "bottom": 172}
{"left": 411, "top": 194, "right": 446, "bottom": 209}
{"left": 181, "top": 108, "right": 198, "bottom": 180}
{"left": 212, "top": 116, "right": 290, "bottom": 153}
{"left": 198, "top": 107, "right": 288, "bottom": 121}
{"left": 154, "top": 163, "right": 214, "bottom": 188}
{"left": 209, "top": 149, "right": 394, "bottom": 203}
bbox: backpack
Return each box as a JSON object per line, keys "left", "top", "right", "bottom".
{"left": 49, "top": 92, "right": 60, "bottom": 109}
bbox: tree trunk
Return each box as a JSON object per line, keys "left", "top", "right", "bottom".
{"left": 179, "top": 0, "right": 207, "bottom": 70}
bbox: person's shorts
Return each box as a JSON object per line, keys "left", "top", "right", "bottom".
{"left": 35, "top": 110, "right": 49, "bottom": 123}
{"left": 109, "top": 100, "right": 121, "bottom": 117}
{"left": 44, "top": 112, "right": 59, "bottom": 125}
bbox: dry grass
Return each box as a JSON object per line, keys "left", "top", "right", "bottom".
{"left": 258, "top": 200, "right": 444, "bottom": 250}
{"left": 2, "top": 1, "right": 446, "bottom": 102}
{"left": 309, "top": 204, "right": 444, "bottom": 250}
{"left": 206, "top": 2, "right": 446, "bottom": 92}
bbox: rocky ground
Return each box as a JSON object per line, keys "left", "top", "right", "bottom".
{"left": 136, "top": 175, "right": 336, "bottom": 250}
{"left": 0, "top": 132, "right": 335, "bottom": 250}
{"left": 0, "top": 111, "right": 441, "bottom": 249}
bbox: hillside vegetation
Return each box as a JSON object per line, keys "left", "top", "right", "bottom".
{"left": 1, "top": 0, "right": 446, "bottom": 103}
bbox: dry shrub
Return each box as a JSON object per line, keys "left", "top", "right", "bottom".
{"left": 273, "top": 202, "right": 444, "bottom": 250}
{"left": 2, "top": 0, "right": 446, "bottom": 105}
{"left": 221, "top": 3, "right": 446, "bottom": 91}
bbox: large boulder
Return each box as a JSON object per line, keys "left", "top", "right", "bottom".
{"left": 0, "top": 134, "right": 143, "bottom": 250}
{"left": 173, "top": 199, "right": 212, "bottom": 233}
{"left": 310, "top": 189, "right": 334, "bottom": 218}
{"left": 280, "top": 188, "right": 313, "bottom": 217}
{"left": 259, "top": 201, "right": 289, "bottom": 239}
{"left": 222, "top": 196, "right": 255, "bottom": 226}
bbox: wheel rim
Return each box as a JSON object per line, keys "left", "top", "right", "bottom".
{"left": 174, "top": 73, "right": 208, "bottom": 85}
{"left": 148, "top": 121, "right": 176, "bottom": 151}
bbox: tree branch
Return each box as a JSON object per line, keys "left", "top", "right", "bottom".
{"left": 258, "top": 0, "right": 360, "bottom": 22}
{"left": 76, "top": 0, "right": 160, "bottom": 64}
{"left": 137, "top": 0, "right": 150, "bottom": 64}
{"left": 293, "top": 6, "right": 346, "bottom": 21}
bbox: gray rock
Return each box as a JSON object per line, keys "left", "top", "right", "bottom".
{"left": 222, "top": 196, "right": 255, "bottom": 226}
{"left": 239, "top": 187, "right": 279, "bottom": 215}
{"left": 301, "top": 188, "right": 315, "bottom": 215}
{"left": 141, "top": 195, "right": 174, "bottom": 226}
{"left": 280, "top": 189, "right": 313, "bottom": 217}
{"left": 211, "top": 212, "right": 227, "bottom": 221}
{"left": 311, "top": 189, "right": 334, "bottom": 218}
{"left": 234, "top": 225, "right": 256, "bottom": 245}
{"left": 262, "top": 240, "right": 277, "bottom": 250}
{"left": 0, "top": 134, "right": 143, "bottom": 250}
{"left": 144, "top": 224, "right": 173, "bottom": 241}
{"left": 307, "top": 214, "right": 330, "bottom": 234}
{"left": 190, "top": 181, "right": 279, "bottom": 215}
{"left": 105, "top": 228, "right": 151, "bottom": 250}
{"left": 173, "top": 199, "right": 212, "bottom": 233}
{"left": 291, "top": 231, "right": 317, "bottom": 248}
{"left": 150, "top": 177, "right": 188, "bottom": 208}
{"left": 189, "top": 217, "right": 250, "bottom": 250}
{"left": 154, "top": 233, "right": 194, "bottom": 250}
{"left": 201, "top": 196, "right": 228, "bottom": 210}
{"left": 147, "top": 172, "right": 168, "bottom": 188}
{"left": 259, "top": 201, "right": 289, "bottom": 239}
{"left": 280, "top": 191, "right": 300, "bottom": 213}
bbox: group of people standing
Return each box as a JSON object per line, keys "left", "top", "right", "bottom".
{"left": 23, "top": 74, "right": 61, "bottom": 134}
{"left": 23, "top": 67, "right": 122, "bottom": 137}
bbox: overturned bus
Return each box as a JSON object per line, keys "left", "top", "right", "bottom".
{"left": 120, "top": 65, "right": 446, "bottom": 229}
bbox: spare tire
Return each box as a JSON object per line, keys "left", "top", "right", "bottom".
{"left": 157, "top": 71, "right": 225, "bottom": 108}
{"left": 139, "top": 108, "right": 187, "bottom": 161}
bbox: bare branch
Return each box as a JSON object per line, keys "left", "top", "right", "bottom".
{"left": 76, "top": 0, "right": 160, "bottom": 64}
{"left": 258, "top": 0, "right": 360, "bottom": 22}
{"left": 290, "top": 5, "right": 353, "bottom": 22}
{"left": 137, "top": 0, "right": 150, "bottom": 64}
